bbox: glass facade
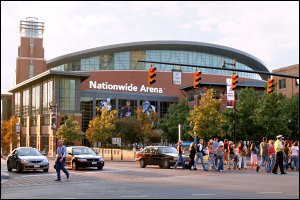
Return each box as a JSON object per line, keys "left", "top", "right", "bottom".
{"left": 30, "top": 65, "right": 34, "bottom": 78}
{"left": 51, "top": 50, "right": 261, "bottom": 80}
{"left": 14, "top": 92, "right": 21, "bottom": 117}
{"left": 59, "top": 78, "right": 75, "bottom": 111}
{"left": 42, "top": 79, "right": 53, "bottom": 126}
{"left": 22, "top": 89, "right": 29, "bottom": 127}
{"left": 31, "top": 84, "right": 40, "bottom": 126}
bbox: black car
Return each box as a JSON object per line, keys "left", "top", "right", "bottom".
{"left": 7, "top": 147, "right": 49, "bottom": 173}
{"left": 135, "top": 146, "right": 191, "bottom": 169}
{"left": 65, "top": 146, "right": 104, "bottom": 170}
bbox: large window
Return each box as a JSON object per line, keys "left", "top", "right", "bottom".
{"left": 81, "top": 97, "right": 93, "bottom": 132}
{"left": 42, "top": 79, "right": 53, "bottom": 126}
{"left": 59, "top": 78, "right": 75, "bottom": 110}
{"left": 31, "top": 84, "right": 40, "bottom": 126}
{"left": 51, "top": 50, "right": 262, "bottom": 80}
{"left": 30, "top": 65, "right": 34, "bottom": 78}
{"left": 213, "top": 89, "right": 220, "bottom": 100}
{"left": 279, "top": 79, "right": 286, "bottom": 90}
{"left": 14, "top": 92, "right": 21, "bottom": 117}
{"left": 296, "top": 79, "right": 299, "bottom": 87}
{"left": 22, "top": 89, "right": 29, "bottom": 127}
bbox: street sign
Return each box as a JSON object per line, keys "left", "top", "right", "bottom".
{"left": 112, "top": 137, "right": 121, "bottom": 145}
{"left": 16, "top": 123, "right": 20, "bottom": 135}
{"left": 172, "top": 69, "right": 182, "bottom": 85}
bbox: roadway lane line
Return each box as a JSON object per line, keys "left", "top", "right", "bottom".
{"left": 84, "top": 170, "right": 126, "bottom": 173}
{"left": 21, "top": 174, "right": 56, "bottom": 177}
{"left": 121, "top": 196, "right": 147, "bottom": 198}
{"left": 191, "top": 194, "right": 216, "bottom": 195}
{"left": 257, "top": 192, "right": 283, "bottom": 194}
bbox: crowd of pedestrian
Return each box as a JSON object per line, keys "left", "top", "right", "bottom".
{"left": 173, "top": 135, "right": 299, "bottom": 174}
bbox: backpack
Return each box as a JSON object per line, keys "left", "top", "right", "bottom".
{"left": 242, "top": 147, "right": 248, "bottom": 156}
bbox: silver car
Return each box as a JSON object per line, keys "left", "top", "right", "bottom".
{"left": 7, "top": 147, "right": 49, "bottom": 172}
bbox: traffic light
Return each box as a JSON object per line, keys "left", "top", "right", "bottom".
{"left": 148, "top": 66, "right": 157, "bottom": 85}
{"left": 231, "top": 74, "right": 238, "bottom": 91}
{"left": 194, "top": 71, "right": 201, "bottom": 88}
{"left": 267, "top": 78, "right": 274, "bottom": 94}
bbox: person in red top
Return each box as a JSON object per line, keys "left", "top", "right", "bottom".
{"left": 223, "top": 139, "right": 229, "bottom": 168}
{"left": 268, "top": 140, "right": 276, "bottom": 172}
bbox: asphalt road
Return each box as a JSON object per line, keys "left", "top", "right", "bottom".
{"left": 1, "top": 158, "right": 299, "bottom": 199}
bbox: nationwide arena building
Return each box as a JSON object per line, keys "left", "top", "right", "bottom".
{"left": 3, "top": 17, "right": 269, "bottom": 155}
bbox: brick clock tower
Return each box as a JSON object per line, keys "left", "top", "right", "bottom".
{"left": 15, "top": 17, "right": 46, "bottom": 85}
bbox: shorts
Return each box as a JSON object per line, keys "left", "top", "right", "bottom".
{"left": 223, "top": 152, "right": 228, "bottom": 161}
{"left": 251, "top": 154, "right": 257, "bottom": 164}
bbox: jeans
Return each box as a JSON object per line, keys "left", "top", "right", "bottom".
{"left": 258, "top": 155, "right": 270, "bottom": 172}
{"left": 269, "top": 154, "right": 276, "bottom": 171}
{"left": 283, "top": 155, "right": 289, "bottom": 170}
{"left": 174, "top": 154, "right": 185, "bottom": 169}
{"left": 228, "top": 154, "right": 236, "bottom": 169}
{"left": 291, "top": 155, "right": 299, "bottom": 171}
{"left": 214, "top": 154, "right": 219, "bottom": 169}
{"left": 206, "top": 154, "right": 216, "bottom": 170}
{"left": 239, "top": 156, "right": 247, "bottom": 169}
{"left": 218, "top": 155, "right": 224, "bottom": 171}
{"left": 194, "top": 152, "right": 206, "bottom": 169}
{"left": 56, "top": 158, "right": 69, "bottom": 180}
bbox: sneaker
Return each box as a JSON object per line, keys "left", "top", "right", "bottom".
{"left": 256, "top": 166, "right": 260, "bottom": 172}
{"left": 55, "top": 179, "right": 61, "bottom": 181}
{"left": 66, "top": 174, "right": 69, "bottom": 179}
{"left": 194, "top": 168, "right": 197, "bottom": 170}
{"left": 239, "top": 168, "right": 241, "bottom": 170}
{"left": 245, "top": 168, "right": 247, "bottom": 170}
{"left": 281, "top": 172, "right": 287, "bottom": 174}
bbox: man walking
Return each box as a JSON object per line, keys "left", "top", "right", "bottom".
{"left": 223, "top": 139, "right": 229, "bottom": 168}
{"left": 257, "top": 137, "right": 270, "bottom": 173}
{"left": 213, "top": 138, "right": 219, "bottom": 169}
{"left": 272, "top": 135, "right": 287, "bottom": 174}
{"left": 194, "top": 139, "right": 206, "bottom": 170}
{"left": 55, "top": 140, "right": 70, "bottom": 181}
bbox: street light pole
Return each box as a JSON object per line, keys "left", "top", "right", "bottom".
{"left": 49, "top": 103, "right": 58, "bottom": 154}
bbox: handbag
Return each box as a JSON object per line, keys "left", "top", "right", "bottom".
{"left": 203, "top": 148, "right": 208, "bottom": 156}
{"left": 242, "top": 147, "right": 248, "bottom": 156}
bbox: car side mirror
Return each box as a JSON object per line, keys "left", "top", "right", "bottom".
{"left": 68, "top": 152, "right": 73, "bottom": 155}
{"left": 95, "top": 152, "right": 98, "bottom": 154}
{"left": 43, "top": 153, "right": 46, "bottom": 156}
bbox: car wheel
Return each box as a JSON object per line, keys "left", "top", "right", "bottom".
{"left": 43, "top": 168, "right": 49, "bottom": 172}
{"left": 7, "top": 162, "right": 12, "bottom": 172}
{"left": 97, "top": 166, "right": 103, "bottom": 170}
{"left": 163, "top": 159, "right": 170, "bottom": 169}
{"left": 72, "top": 161, "right": 78, "bottom": 170}
{"left": 16, "top": 163, "right": 22, "bottom": 173}
{"left": 159, "top": 165, "right": 163, "bottom": 168}
{"left": 140, "top": 159, "right": 146, "bottom": 168}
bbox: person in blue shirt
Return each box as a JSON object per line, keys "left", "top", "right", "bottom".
{"left": 213, "top": 138, "right": 219, "bottom": 169}
{"left": 55, "top": 140, "right": 69, "bottom": 181}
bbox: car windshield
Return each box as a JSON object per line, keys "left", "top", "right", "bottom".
{"left": 18, "top": 148, "right": 43, "bottom": 156}
{"left": 72, "top": 148, "right": 96, "bottom": 155}
{"left": 158, "top": 147, "right": 178, "bottom": 154}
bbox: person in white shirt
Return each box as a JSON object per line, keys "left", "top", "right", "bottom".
{"left": 291, "top": 142, "right": 299, "bottom": 171}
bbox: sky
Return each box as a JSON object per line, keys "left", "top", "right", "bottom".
{"left": 1, "top": 1, "right": 299, "bottom": 94}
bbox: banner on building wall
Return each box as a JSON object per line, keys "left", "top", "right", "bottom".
{"left": 226, "top": 78, "right": 234, "bottom": 108}
{"left": 51, "top": 114, "right": 57, "bottom": 130}
{"left": 16, "top": 123, "right": 20, "bottom": 135}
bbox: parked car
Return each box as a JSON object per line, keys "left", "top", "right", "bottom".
{"left": 65, "top": 146, "right": 104, "bottom": 170}
{"left": 135, "top": 146, "right": 191, "bottom": 169}
{"left": 7, "top": 147, "right": 49, "bottom": 173}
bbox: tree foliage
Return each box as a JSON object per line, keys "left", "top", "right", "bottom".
{"left": 159, "top": 98, "right": 191, "bottom": 143}
{"left": 188, "top": 89, "right": 225, "bottom": 141}
{"left": 115, "top": 116, "right": 143, "bottom": 144}
{"left": 56, "top": 115, "right": 84, "bottom": 145}
{"left": 2, "top": 116, "right": 20, "bottom": 148}
{"left": 85, "top": 107, "right": 117, "bottom": 146}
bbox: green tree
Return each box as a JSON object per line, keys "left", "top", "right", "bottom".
{"left": 85, "top": 107, "right": 117, "bottom": 147}
{"left": 253, "top": 90, "right": 291, "bottom": 139}
{"left": 188, "top": 89, "right": 225, "bottom": 141}
{"left": 158, "top": 98, "right": 191, "bottom": 143}
{"left": 56, "top": 115, "right": 84, "bottom": 145}
{"left": 115, "top": 117, "right": 143, "bottom": 144}
{"left": 1, "top": 121, "right": 10, "bottom": 150}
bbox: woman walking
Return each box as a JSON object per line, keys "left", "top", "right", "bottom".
{"left": 205, "top": 140, "right": 216, "bottom": 171}
{"left": 217, "top": 141, "right": 225, "bottom": 171}
{"left": 174, "top": 140, "right": 185, "bottom": 169}
{"left": 238, "top": 140, "right": 248, "bottom": 170}
{"left": 268, "top": 140, "right": 276, "bottom": 171}
{"left": 291, "top": 142, "right": 299, "bottom": 171}
{"left": 189, "top": 142, "right": 196, "bottom": 170}
{"left": 228, "top": 141, "right": 236, "bottom": 170}
{"left": 250, "top": 143, "right": 258, "bottom": 170}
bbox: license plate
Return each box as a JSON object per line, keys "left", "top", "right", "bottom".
{"left": 185, "top": 161, "right": 189, "bottom": 165}
{"left": 34, "top": 164, "right": 40, "bottom": 168}
{"left": 92, "top": 161, "right": 97, "bottom": 165}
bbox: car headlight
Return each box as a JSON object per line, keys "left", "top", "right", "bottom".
{"left": 173, "top": 157, "right": 178, "bottom": 160}
{"left": 42, "top": 159, "right": 49, "bottom": 163}
{"left": 99, "top": 158, "right": 104, "bottom": 161}
{"left": 21, "top": 159, "right": 29, "bottom": 163}
{"left": 78, "top": 159, "right": 87, "bottom": 161}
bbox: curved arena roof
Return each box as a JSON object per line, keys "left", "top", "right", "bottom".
{"left": 47, "top": 40, "right": 269, "bottom": 80}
